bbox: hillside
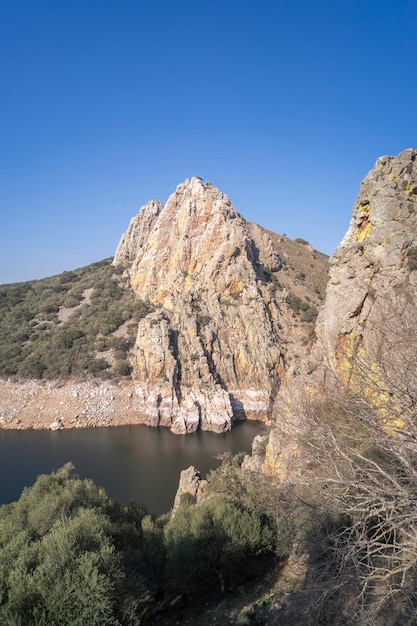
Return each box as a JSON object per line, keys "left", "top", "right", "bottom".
{"left": 0, "top": 259, "right": 151, "bottom": 381}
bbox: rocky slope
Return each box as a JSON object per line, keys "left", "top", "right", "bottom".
{"left": 113, "top": 177, "right": 326, "bottom": 433}
{"left": 260, "top": 148, "right": 417, "bottom": 475}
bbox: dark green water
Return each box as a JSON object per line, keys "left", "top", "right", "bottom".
{"left": 0, "top": 421, "right": 264, "bottom": 514}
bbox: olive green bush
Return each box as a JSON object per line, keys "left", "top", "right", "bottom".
{"left": 0, "top": 464, "right": 148, "bottom": 625}
{"left": 163, "top": 453, "right": 293, "bottom": 594}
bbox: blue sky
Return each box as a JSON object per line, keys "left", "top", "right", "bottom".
{"left": 1, "top": 0, "right": 416, "bottom": 284}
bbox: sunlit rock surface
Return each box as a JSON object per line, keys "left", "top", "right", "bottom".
{"left": 264, "top": 149, "right": 417, "bottom": 474}
{"left": 114, "top": 177, "right": 285, "bottom": 433}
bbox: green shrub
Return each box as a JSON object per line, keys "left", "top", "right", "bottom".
{"left": 164, "top": 454, "right": 293, "bottom": 594}
{"left": 285, "top": 293, "right": 303, "bottom": 313}
{"left": 301, "top": 306, "right": 318, "bottom": 323}
{"left": 0, "top": 465, "right": 148, "bottom": 625}
{"left": 113, "top": 360, "right": 132, "bottom": 377}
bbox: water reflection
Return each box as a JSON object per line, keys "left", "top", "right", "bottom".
{"left": 0, "top": 421, "right": 265, "bottom": 514}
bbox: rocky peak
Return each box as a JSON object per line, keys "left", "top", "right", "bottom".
{"left": 114, "top": 199, "right": 163, "bottom": 266}
{"left": 115, "top": 176, "right": 260, "bottom": 307}
{"left": 113, "top": 177, "right": 285, "bottom": 433}
{"left": 113, "top": 177, "right": 324, "bottom": 434}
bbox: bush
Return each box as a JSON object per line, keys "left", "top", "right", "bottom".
{"left": 285, "top": 293, "right": 303, "bottom": 313}
{"left": 0, "top": 464, "right": 150, "bottom": 625}
{"left": 163, "top": 454, "right": 293, "bottom": 594}
{"left": 0, "top": 457, "right": 299, "bottom": 623}
{"left": 301, "top": 306, "right": 318, "bottom": 323}
{"left": 113, "top": 360, "right": 132, "bottom": 377}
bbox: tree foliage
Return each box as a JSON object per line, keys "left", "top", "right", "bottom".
{"left": 0, "top": 464, "right": 147, "bottom": 625}
{"left": 163, "top": 453, "right": 293, "bottom": 594}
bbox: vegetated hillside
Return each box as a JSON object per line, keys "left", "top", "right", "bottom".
{"left": 258, "top": 228, "right": 328, "bottom": 335}
{"left": 0, "top": 241, "right": 327, "bottom": 385}
{"left": 0, "top": 259, "right": 152, "bottom": 380}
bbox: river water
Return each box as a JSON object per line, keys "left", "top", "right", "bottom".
{"left": 0, "top": 421, "right": 265, "bottom": 515}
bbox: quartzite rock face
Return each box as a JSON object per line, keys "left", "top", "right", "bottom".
{"left": 172, "top": 466, "right": 207, "bottom": 512}
{"left": 113, "top": 177, "right": 285, "bottom": 434}
{"left": 317, "top": 148, "right": 417, "bottom": 377}
{"left": 264, "top": 149, "right": 417, "bottom": 475}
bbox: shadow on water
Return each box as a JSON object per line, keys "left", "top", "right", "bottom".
{"left": 0, "top": 421, "right": 265, "bottom": 515}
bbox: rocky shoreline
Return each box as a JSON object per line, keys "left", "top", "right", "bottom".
{"left": 0, "top": 379, "right": 153, "bottom": 431}
{"left": 0, "top": 378, "right": 266, "bottom": 433}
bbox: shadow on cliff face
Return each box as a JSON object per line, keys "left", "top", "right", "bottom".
{"left": 168, "top": 328, "right": 182, "bottom": 404}
{"left": 229, "top": 393, "right": 247, "bottom": 420}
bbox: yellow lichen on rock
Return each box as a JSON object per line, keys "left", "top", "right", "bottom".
{"left": 162, "top": 296, "right": 174, "bottom": 311}
{"left": 356, "top": 202, "right": 373, "bottom": 242}
{"left": 235, "top": 348, "right": 250, "bottom": 375}
{"left": 265, "top": 443, "right": 282, "bottom": 475}
{"left": 183, "top": 274, "right": 193, "bottom": 291}
{"left": 335, "top": 331, "right": 407, "bottom": 437}
{"left": 356, "top": 221, "right": 373, "bottom": 242}
{"left": 228, "top": 279, "right": 244, "bottom": 296}
{"left": 404, "top": 180, "right": 417, "bottom": 200}
{"left": 334, "top": 331, "right": 361, "bottom": 385}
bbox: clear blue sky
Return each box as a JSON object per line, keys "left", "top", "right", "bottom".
{"left": 1, "top": 0, "right": 416, "bottom": 284}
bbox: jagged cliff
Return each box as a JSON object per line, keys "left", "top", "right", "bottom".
{"left": 113, "top": 177, "right": 325, "bottom": 434}
{"left": 318, "top": 148, "right": 417, "bottom": 377}
{"left": 261, "top": 148, "right": 417, "bottom": 475}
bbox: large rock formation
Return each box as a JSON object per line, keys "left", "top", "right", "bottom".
{"left": 113, "top": 177, "right": 326, "bottom": 434}
{"left": 263, "top": 148, "right": 417, "bottom": 475}
{"left": 113, "top": 178, "right": 285, "bottom": 433}
{"left": 318, "top": 148, "right": 417, "bottom": 380}
{"left": 0, "top": 177, "right": 327, "bottom": 434}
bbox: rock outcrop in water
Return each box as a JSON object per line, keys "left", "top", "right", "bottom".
{"left": 113, "top": 177, "right": 325, "bottom": 434}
